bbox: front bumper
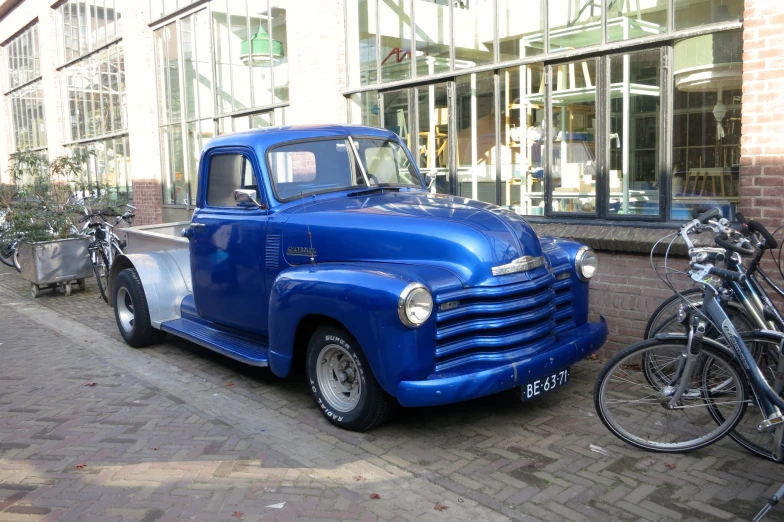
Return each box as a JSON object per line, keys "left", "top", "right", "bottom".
{"left": 395, "top": 317, "right": 607, "bottom": 407}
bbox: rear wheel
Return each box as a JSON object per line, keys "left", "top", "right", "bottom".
{"left": 306, "top": 326, "right": 397, "bottom": 431}
{"left": 0, "top": 239, "right": 14, "bottom": 267}
{"left": 113, "top": 268, "right": 166, "bottom": 348}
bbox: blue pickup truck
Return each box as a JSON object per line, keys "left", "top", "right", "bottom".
{"left": 109, "top": 125, "right": 607, "bottom": 430}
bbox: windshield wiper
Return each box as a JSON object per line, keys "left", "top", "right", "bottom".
{"left": 348, "top": 186, "right": 403, "bottom": 197}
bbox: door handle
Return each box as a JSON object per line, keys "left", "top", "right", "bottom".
{"left": 190, "top": 223, "right": 206, "bottom": 228}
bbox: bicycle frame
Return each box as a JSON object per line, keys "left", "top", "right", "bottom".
{"left": 701, "top": 283, "right": 784, "bottom": 423}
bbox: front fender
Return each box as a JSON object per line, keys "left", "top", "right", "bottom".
{"left": 268, "top": 263, "right": 459, "bottom": 395}
{"left": 108, "top": 252, "right": 191, "bottom": 327}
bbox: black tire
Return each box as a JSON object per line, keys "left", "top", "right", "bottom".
{"left": 113, "top": 268, "right": 166, "bottom": 348}
{"left": 92, "top": 244, "right": 110, "bottom": 303}
{"left": 595, "top": 337, "right": 748, "bottom": 453}
{"left": 306, "top": 326, "right": 397, "bottom": 431}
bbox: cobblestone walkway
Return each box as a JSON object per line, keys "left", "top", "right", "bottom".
{"left": 1, "top": 263, "right": 783, "bottom": 521}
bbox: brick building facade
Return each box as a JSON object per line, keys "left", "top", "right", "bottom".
{"left": 0, "top": 0, "right": 781, "bottom": 354}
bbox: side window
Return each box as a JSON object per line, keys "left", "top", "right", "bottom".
{"left": 207, "top": 153, "right": 259, "bottom": 207}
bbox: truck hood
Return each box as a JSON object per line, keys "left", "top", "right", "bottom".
{"left": 280, "top": 190, "right": 544, "bottom": 287}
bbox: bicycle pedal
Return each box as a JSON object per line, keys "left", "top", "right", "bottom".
{"left": 758, "top": 415, "right": 784, "bottom": 432}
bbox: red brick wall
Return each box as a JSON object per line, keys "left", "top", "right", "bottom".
{"left": 131, "top": 179, "right": 163, "bottom": 226}
{"left": 740, "top": 0, "right": 784, "bottom": 226}
{"left": 589, "top": 252, "right": 692, "bottom": 356}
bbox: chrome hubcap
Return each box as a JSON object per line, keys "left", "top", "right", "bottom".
{"left": 116, "top": 287, "right": 135, "bottom": 333}
{"left": 316, "top": 344, "right": 361, "bottom": 413}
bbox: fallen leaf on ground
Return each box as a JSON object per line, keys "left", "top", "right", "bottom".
{"left": 434, "top": 503, "right": 448, "bottom": 511}
{"left": 665, "top": 463, "right": 676, "bottom": 469}
{"left": 586, "top": 353, "right": 598, "bottom": 360}
{"left": 369, "top": 493, "right": 380, "bottom": 500}
{"left": 152, "top": 447, "right": 159, "bottom": 451}
{"left": 85, "top": 382, "right": 96, "bottom": 387}
{"left": 75, "top": 464, "right": 86, "bottom": 469}
{"left": 232, "top": 512, "right": 243, "bottom": 518}
{"left": 354, "top": 475, "right": 365, "bottom": 481}
{"left": 226, "top": 382, "right": 233, "bottom": 387}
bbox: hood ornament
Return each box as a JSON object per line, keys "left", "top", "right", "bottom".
{"left": 492, "top": 255, "right": 546, "bottom": 276}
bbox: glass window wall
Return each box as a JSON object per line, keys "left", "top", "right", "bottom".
{"left": 4, "top": 23, "right": 47, "bottom": 174}
{"left": 414, "top": 0, "right": 451, "bottom": 75}
{"left": 66, "top": 136, "right": 132, "bottom": 201}
{"left": 675, "top": 0, "right": 743, "bottom": 31}
{"left": 380, "top": 0, "right": 412, "bottom": 83}
{"left": 608, "top": 0, "right": 667, "bottom": 42}
{"left": 548, "top": 0, "right": 602, "bottom": 52}
{"left": 55, "top": 0, "right": 122, "bottom": 65}
{"left": 155, "top": 1, "right": 287, "bottom": 206}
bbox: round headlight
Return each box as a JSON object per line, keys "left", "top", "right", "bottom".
{"left": 575, "top": 246, "right": 598, "bottom": 281}
{"left": 398, "top": 283, "right": 433, "bottom": 328}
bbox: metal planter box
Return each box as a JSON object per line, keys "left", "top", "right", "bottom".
{"left": 18, "top": 236, "right": 92, "bottom": 297}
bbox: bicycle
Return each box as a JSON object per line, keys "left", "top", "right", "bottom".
{"left": 642, "top": 212, "right": 784, "bottom": 460}
{"left": 85, "top": 204, "right": 134, "bottom": 303}
{"left": 594, "top": 210, "right": 784, "bottom": 508}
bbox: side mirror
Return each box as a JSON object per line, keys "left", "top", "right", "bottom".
{"left": 234, "top": 189, "right": 266, "bottom": 209}
{"left": 425, "top": 172, "right": 436, "bottom": 190}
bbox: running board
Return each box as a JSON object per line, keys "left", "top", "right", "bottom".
{"left": 160, "top": 316, "right": 269, "bottom": 367}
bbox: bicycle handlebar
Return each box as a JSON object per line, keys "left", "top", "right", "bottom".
{"left": 715, "top": 232, "right": 756, "bottom": 256}
{"left": 747, "top": 220, "right": 778, "bottom": 249}
{"left": 708, "top": 266, "right": 748, "bottom": 284}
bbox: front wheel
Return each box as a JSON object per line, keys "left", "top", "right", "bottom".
{"left": 306, "top": 326, "right": 397, "bottom": 431}
{"left": 113, "top": 268, "right": 166, "bottom": 348}
{"left": 595, "top": 338, "right": 748, "bottom": 453}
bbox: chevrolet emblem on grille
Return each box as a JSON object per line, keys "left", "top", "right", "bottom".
{"left": 492, "top": 255, "right": 546, "bottom": 276}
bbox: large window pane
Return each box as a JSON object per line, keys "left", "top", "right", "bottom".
{"left": 608, "top": 0, "right": 667, "bottom": 42}
{"left": 195, "top": 10, "right": 214, "bottom": 119}
{"left": 675, "top": 0, "right": 743, "bottom": 31}
{"left": 609, "top": 50, "right": 661, "bottom": 217}
{"left": 250, "top": 5, "right": 274, "bottom": 108}
{"left": 380, "top": 0, "right": 412, "bottom": 82}
{"left": 503, "top": 64, "right": 545, "bottom": 216}
{"left": 227, "top": 0, "right": 251, "bottom": 112}
{"left": 270, "top": 3, "right": 288, "bottom": 103}
{"left": 382, "top": 88, "right": 412, "bottom": 148}
{"left": 548, "top": 0, "right": 601, "bottom": 52}
{"left": 349, "top": 91, "right": 380, "bottom": 127}
{"left": 414, "top": 0, "right": 450, "bottom": 76}
{"left": 347, "top": 0, "right": 377, "bottom": 87}
{"left": 416, "top": 83, "right": 450, "bottom": 194}
{"left": 182, "top": 15, "right": 198, "bottom": 121}
{"left": 454, "top": 0, "right": 494, "bottom": 69}
{"left": 213, "top": 1, "right": 232, "bottom": 114}
{"left": 456, "top": 72, "right": 496, "bottom": 204}
{"left": 550, "top": 59, "right": 597, "bottom": 213}
{"left": 671, "top": 31, "right": 742, "bottom": 220}
{"left": 499, "top": 0, "right": 543, "bottom": 61}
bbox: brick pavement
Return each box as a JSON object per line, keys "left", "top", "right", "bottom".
{"left": 1, "top": 263, "right": 784, "bottom": 521}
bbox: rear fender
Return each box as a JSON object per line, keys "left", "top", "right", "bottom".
{"left": 268, "top": 263, "right": 449, "bottom": 395}
{"left": 108, "top": 252, "right": 191, "bottom": 327}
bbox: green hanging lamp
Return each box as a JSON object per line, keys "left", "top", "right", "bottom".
{"left": 240, "top": 24, "right": 284, "bottom": 65}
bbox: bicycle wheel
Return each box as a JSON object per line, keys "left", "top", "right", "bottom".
{"left": 707, "top": 332, "right": 783, "bottom": 461}
{"left": 12, "top": 244, "right": 23, "bottom": 272}
{"left": 92, "top": 244, "right": 110, "bottom": 303}
{"left": 595, "top": 338, "right": 748, "bottom": 453}
{"left": 645, "top": 287, "right": 704, "bottom": 338}
{"left": 0, "top": 239, "right": 14, "bottom": 267}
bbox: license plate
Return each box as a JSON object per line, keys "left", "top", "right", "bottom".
{"left": 522, "top": 368, "right": 570, "bottom": 401}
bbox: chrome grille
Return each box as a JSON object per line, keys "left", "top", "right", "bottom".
{"left": 434, "top": 267, "right": 576, "bottom": 371}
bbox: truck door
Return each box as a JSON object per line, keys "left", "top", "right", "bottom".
{"left": 189, "top": 148, "right": 269, "bottom": 335}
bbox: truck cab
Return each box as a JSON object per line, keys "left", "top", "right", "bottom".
{"left": 110, "top": 124, "right": 607, "bottom": 431}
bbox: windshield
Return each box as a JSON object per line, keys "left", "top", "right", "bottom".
{"left": 354, "top": 138, "right": 422, "bottom": 188}
{"left": 267, "top": 138, "right": 422, "bottom": 201}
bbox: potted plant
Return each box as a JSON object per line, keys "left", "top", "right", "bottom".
{"left": 1, "top": 149, "right": 94, "bottom": 297}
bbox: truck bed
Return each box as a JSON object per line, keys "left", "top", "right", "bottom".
{"left": 124, "top": 221, "right": 191, "bottom": 255}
